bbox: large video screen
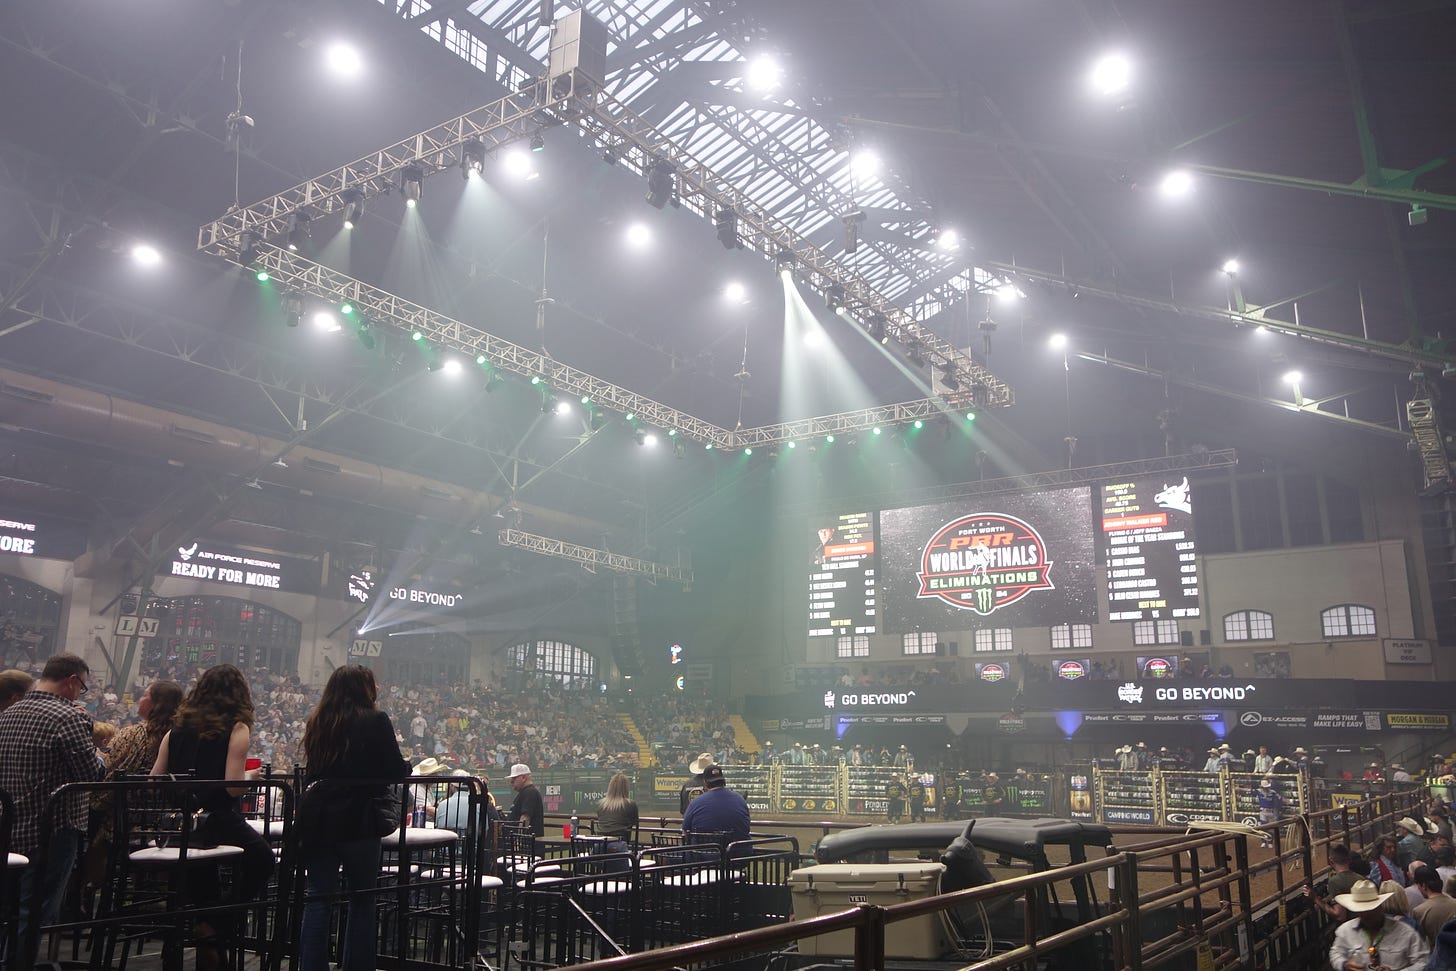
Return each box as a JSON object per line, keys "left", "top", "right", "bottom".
{"left": 807, "top": 511, "right": 879, "bottom": 638}
{"left": 1100, "top": 476, "right": 1201, "bottom": 622}
{"left": 880, "top": 488, "right": 1097, "bottom": 631}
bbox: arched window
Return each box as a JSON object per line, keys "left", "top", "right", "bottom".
{"left": 1223, "top": 610, "right": 1275, "bottom": 641}
{"left": 1321, "top": 605, "right": 1376, "bottom": 638}
{"left": 372, "top": 623, "right": 469, "bottom": 688}
{"left": 143, "top": 596, "right": 302, "bottom": 678}
{"left": 507, "top": 639, "right": 597, "bottom": 687}
{"left": 0, "top": 574, "right": 63, "bottom": 667}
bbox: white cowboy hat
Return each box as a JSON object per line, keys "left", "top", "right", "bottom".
{"left": 1332, "top": 879, "right": 1393, "bottom": 913}
{"left": 1397, "top": 817, "right": 1425, "bottom": 836}
{"left": 413, "top": 757, "right": 451, "bottom": 776}
{"left": 688, "top": 752, "right": 715, "bottom": 774}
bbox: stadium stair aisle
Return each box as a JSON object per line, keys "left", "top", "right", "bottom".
{"left": 618, "top": 712, "right": 653, "bottom": 765}
{"left": 729, "top": 714, "right": 762, "bottom": 757}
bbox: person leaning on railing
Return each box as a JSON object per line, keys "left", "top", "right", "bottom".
{"left": 1306, "top": 843, "right": 1362, "bottom": 920}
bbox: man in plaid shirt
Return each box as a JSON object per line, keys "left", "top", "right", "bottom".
{"left": 0, "top": 652, "right": 100, "bottom": 956}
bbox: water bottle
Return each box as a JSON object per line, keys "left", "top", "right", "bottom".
{"left": 566, "top": 814, "right": 578, "bottom": 839}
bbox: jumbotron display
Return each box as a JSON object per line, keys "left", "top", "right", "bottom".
{"left": 807, "top": 512, "right": 879, "bottom": 638}
{"left": 1100, "top": 476, "right": 1202, "bottom": 621}
{"left": 880, "top": 488, "right": 1098, "bottom": 631}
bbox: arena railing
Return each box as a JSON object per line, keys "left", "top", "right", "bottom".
{"left": 561, "top": 786, "right": 1430, "bottom": 971}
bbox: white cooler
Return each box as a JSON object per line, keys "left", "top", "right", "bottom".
{"left": 787, "top": 862, "right": 949, "bottom": 958}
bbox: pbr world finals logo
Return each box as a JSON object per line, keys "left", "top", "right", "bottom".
{"left": 914, "top": 512, "right": 1055, "bottom": 616}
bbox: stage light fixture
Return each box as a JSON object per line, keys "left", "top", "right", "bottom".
{"left": 555, "top": 399, "right": 571, "bottom": 415}
{"left": 705, "top": 443, "right": 714, "bottom": 450}
{"left": 995, "top": 280, "right": 1021, "bottom": 302}
{"left": 645, "top": 161, "right": 675, "bottom": 209}
{"left": 872, "top": 427, "right": 882, "bottom": 436}
{"left": 1282, "top": 369, "right": 1303, "bottom": 386}
{"left": 723, "top": 281, "right": 746, "bottom": 303}
{"left": 540, "top": 392, "right": 557, "bottom": 413}
{"left": 581, "top": 395, "right": 592, "bottom": 405}
{"left": 442, "top": 358, "right": 464, "bottom": 376}
{"left": 324, "top": 42, "right": 363, "bottom": 79}
{"left": 745, "top": 55, "right": 783, "bottom": 93}
{"left": 867, "top": 314, "right": 888, "bottom": 344}
{"left": 1221, "top": 258, "right": 1239, "bottom": 276}
{"left": 634, "top": 428, "right": 647, "bottom": 446}
{"left": 826, "top": 284, "right": 845, "bottom": 313}
{"left": 743, "top": 447, "right": 752, "bottom": 456}
{"left": 484, "top": 373, "right": 505, "bottom": 393}
{"left": 941, "top": 369, "right": 962, "bottom": 392}
{"left": 238, "top": 231, "right": 260, "bottom": 268}
{"left": 1159, "top": 169, "right": 1193, "bottom": 198}
{"left": 476, "top": 354, "right": 489, "bottom": 365}
{"left": 673, "top": 438, "right": 686, "bottom": 459}
{"left": 401, "top": 164, "right": 425, "bottom": 206}
{"left": 530, "top": 131, "right": 545, "bottom": 153}
{"left": 503, "top": 149, "right": 533, "bottom": 179}
{"left": 356, "top": 321, "right": 376, "bottom": 350}
{"left": 714, "top": 207, "right": 739, "bottom": 249}
{"left": 131, "top": 243, "right": 162, "bottom": 267}
{"left": 786, "top": 441, "right": 796, "bottom": 449}
{"left": 625, "top": 222, "right": 651, "bottom": 248}
{"left": 907, "top": 342, "right": 927, "bottom": 367}
{"left": 1089, "top": 52, "right": 1132, "bottom": 97}
{"left": 286, "top": 211, "right": 311, "bottom": 251}
{"left": 411, "top": 330, "right": 424, "bottom": 342}
{"left": 913, "top": 419, "right": 923, "bottom": 429}
{"left": 255, "top": 271, "right": 270, "bottom": 282}
{"left": 313, "top": 311, "right": 342, "bottom": 333}
{"left": 774, "top": 250, "right": 795, "bottom": 278}
{"left": 825, "top": 434, "right": 835, "bottom": 444}
{"left": 1048, "top": 332, "right": 1068, "bottom": 350}
{"left": 934, "top": 228, "right": 959, "bottom": 250}
{"left": 340, "top": 302, "right": 355, "bottom": 315}
{"left": 425, "top": 355, "right": 444, "bottom": 372}
{"left": 340, "top": 189, "right": 365, "bottom": 228}
{"left": 461, "top": 140, "right": 486, "bottom": 179}
{"left": 282, "top": 293, "right": 303, "bottom": 328}
{"left": 965, "top": 411, "right": 977, "bottom": 422}
{"left": 850, "top": 149, "right": 880, "bottom": 178}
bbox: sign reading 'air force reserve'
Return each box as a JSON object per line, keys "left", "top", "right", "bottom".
{"left": 167, "top": 541, "right": 318, "bottom": 594}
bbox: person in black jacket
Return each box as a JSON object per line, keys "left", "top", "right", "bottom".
{"left": 507, "top": 763, "right": 545, "bottom": 836}
{"left": 297, "top": 666, "right": 409, "bottom": 971}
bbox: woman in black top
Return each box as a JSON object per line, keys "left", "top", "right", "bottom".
{"left": 595, "top": 773, "right": 639, "bottom": 842}
{"left": 151, "top": 664, "right": 274, "bottom": 969}
{"left": 297, "top": 666, "right": 409, "bottom": 971}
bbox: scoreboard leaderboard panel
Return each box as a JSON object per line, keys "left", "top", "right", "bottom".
{"left": 879, "top": 488, "right": 1098, "bottom": 632}
{"left": 1100, "top": 477, "right": 1202, "bottom": 622}
{"left": 808, "top": 512, "right": 879, "bottom": 638}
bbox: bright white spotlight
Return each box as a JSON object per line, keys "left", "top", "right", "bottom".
{"left": 1048, "top": 333, "right": 1068, "bottom": 350}
{"left": 1282, "top": 369, "right": 1303, "bottom": 385}
{"left": 1088, "top": 52, "right": 1132, "bottom": 96}
{"left": 803, "top": 329, "right": 825, "bottom": 349}
{"left": 313, "top": 311, "right": 342, "bottom": 333}
{"left": 324, "top": 42, "right": 363, "bottom": 79}
{"left": 1159, "top": 169, "right": 1194, "bottom": 198}
{"left": 995, "top": 280, "right": 1022, "bottom": 302}
{"left": 555, "top": 399, "right": 571, "bottom": 415}
{"left": 441, "top": 358, "right": 464, "bottom": 376}
{"left": 850, "top": 149, "right": 881, "bottom": 178}
{"left": 503, "top": 149, "right": 533, "bottom": 179}
{"left": 934, "top": 228, "right": 959, "bottom": 250}
{"left": 131, "top": 243, "right": 162, "bottom": 267}
{"left": 625, "top": 223, "right": 651, "bottom": 248}
{"left": 723, "top": 281, "right": 746, "bottom": 303}
{"left": 1221, "top": 258, "right": 1239, "bottom": 275}
{"left": 745, "top": 55, "right": 783, "bottom": 93}
{"left": 642, "top": 433, "right": 658, "bottom": 447}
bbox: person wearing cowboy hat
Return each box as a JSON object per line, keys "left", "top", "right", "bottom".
{"left": 680, "top": 752, "right": 714, "bottom": 813}
{"left": 1252, "top": 778, "right": 1285, "bottom": 849}
{"left": 1203, "top": 748, "right": 1222, "bottom": 773}
{"left": 1328, "top": 879, "right": 1429, "bottom": 971}
{"left": 1391, "top": 764, "right": 1414, "bottom": 785}
{"left": 1117, "top": 745, "right": 1138, "bottom": 772}
{"left": 1396, "top": 818, "right": 1436, "bottom": 870}
{"left": 411, "top": 757, "right": 454, "bottom": 819}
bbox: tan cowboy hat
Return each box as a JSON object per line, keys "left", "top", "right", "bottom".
{"left": 1397, "top": 817, "right": 1425, "bottom": 836}
{"left": 413, "top": 757, "right": 452, "bottom": 776}
{"left": 1332, "top": 879, "right": 1393, "bottom": 913}
{"left": 688, "top": 752, "right": 715, "bottom": 774}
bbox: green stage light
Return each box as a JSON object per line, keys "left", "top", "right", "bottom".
{"left": 872, "top": 427, "right": 882, "bottom": 436}
{"left": 340, "top": 302, "right": 355, "bottom": 315}
{"left": 705, "top": 443, "right": 713, "bottom": 450}
{"left": 476, "top": 354, "right": 488, "bottom": 365}
{"left": 668, "top": 429, "right": 678, "bottom": 437}
{"left": 826, "top": 434, "right": 835, "bottom": 444}
{"left": 966, "top": 411, "right": 977, "bottom": 422}
{"left": 411, "top": 330, "right": 424, "bottom": 342}
{"left": 743, "top": 447, "right": 752, "bottom": 456}
{"left": 913, "top": 419, "right": 923, "bottom": 429}
{"left": 581, "top": 395, "right": 591, "bottom": 405}
{"left": 625, "top": 412, "right": 635, "bottom": 421}
{"left": 786, "top": 441, "right": 796, "bottom": 449}
{"left": 255, "top": 270, "right": 270, "bottom": 282}
{"left": 531, "top": 376, "right": 542, "bottom": 385}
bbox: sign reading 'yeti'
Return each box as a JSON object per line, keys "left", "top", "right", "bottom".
{"left": 880, "top": 488, "right": 1097, "bottom": 631}
{"left": 1100, "top": 476, "right": 1202, "bottom": 622}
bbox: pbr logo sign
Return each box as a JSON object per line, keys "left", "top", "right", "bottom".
{"left": 1057, "top": 660, "right": 1087, "bottom": 681}
{"left": 978, "top": 663, "right": 1007, "bottom": 683}
{"left": 915, "top": 513, "right": 1054, "bottom": 616}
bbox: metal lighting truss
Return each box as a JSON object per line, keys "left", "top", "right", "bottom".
{"left": 498, "top": 527, "right": 692, "bottom": 585}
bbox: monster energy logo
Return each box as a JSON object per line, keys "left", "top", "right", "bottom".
{"left": 975, "top": 586, "right": 995, "bottom": 613}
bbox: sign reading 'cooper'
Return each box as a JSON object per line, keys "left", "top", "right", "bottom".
{"left": 915, "top": 513, "right": 1054, "bottom": 616}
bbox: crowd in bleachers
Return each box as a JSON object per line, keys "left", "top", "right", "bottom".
{"left": 628, "top": 692, "right": 749, "bottom": 769}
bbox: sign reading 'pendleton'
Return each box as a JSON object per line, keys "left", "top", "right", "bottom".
{"left": 167, "top": 541, "right": 318, "bottom": 594}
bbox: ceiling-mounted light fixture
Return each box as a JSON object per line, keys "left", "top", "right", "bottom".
{"left": 401, "top": 163, "right": 425, "bottom": 207}
{"left": 340, "top": 189, "right": 365, "bottom": 229}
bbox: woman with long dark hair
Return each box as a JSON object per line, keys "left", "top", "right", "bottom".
{"left": 151, "top": 664, "right": 274, "bottom": 969}
{"left": 297, "top": 666, "right": 409, "bottom": 971}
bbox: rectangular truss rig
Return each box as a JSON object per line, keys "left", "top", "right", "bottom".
{"left": 497, "top": 527, "right": 692, "bottom": 586}
{"left": 199, "top": 76, "right": 1012, "bottom": 436}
